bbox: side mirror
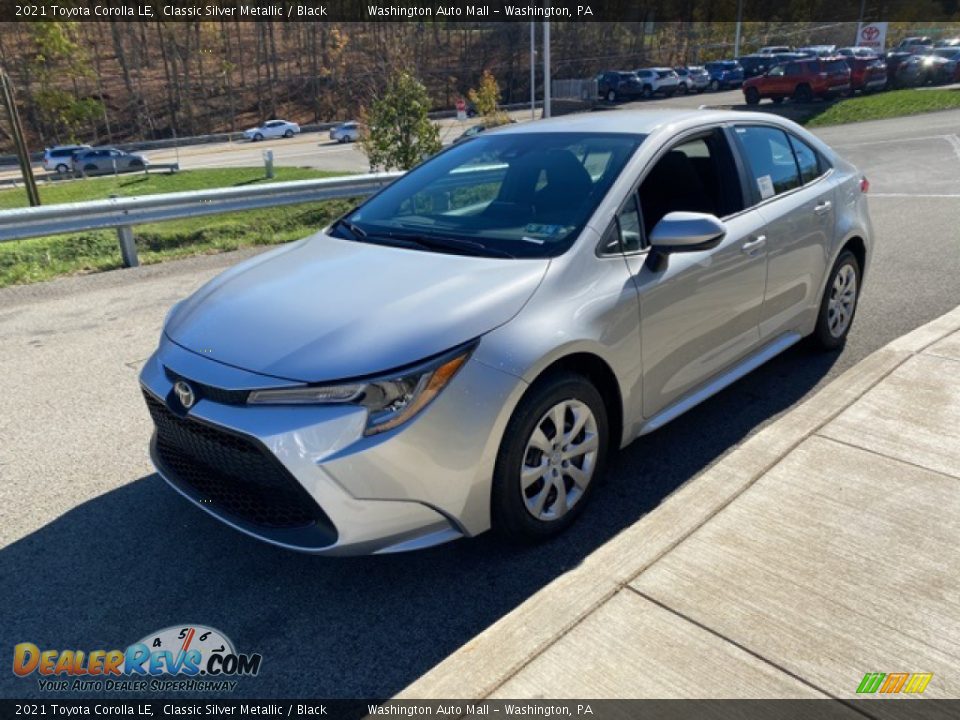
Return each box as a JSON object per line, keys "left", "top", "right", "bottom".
{"left": 649, "top": 212, "right": 726, "bottom": 253}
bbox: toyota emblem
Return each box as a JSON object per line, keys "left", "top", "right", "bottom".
{"left": 174, "top": 381, "right": 196, "bottom": 409}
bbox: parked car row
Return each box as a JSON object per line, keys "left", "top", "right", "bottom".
{"left": 598, "top": 35, "right": 959, "bottom": 108}
{"left": 42, "top": 144, "right": 149, "bottom": 176}
{"left": 741, "top": 38, "right": 960, "bottom": 106}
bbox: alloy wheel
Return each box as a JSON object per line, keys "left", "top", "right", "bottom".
{"left": 828, "top": 264, "right": 857, "bottom": 338}
{"left": 520, "top": 399, "right": 599, "bottom": 522}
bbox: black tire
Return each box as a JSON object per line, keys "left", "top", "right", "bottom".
{"left": 55, "top": 163, "right": 69, "bottom": 174}
{"left": 606, "top": 89, "right": 617, "bottom": 103}
{"left": 283, "top": 129, "right": 294, "bottom": 138}
{"left": 254, "top": 132, "right": 264, "bottom": 142}
{"left": 642, "top": 85, "right": 653, "bottom": 99}
{"left": 745, "top": 87, "right": 761, "bottom": 105}
{"left": 811, "top": 250, "right": 861, "bottom": 351}
{"left": 491, "top": 372, "right": 609, "bottom": 543}
{"left": 677, "top": 83, "right": 688, "bottom": 95}
{"left": 794, "top": 84, "right": 813, "bottom": 103}
{"left": 709, "top": 79, "right": 720, "bottom": 91}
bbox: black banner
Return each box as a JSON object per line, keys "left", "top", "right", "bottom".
{"left": 0, "top": 0, "right": 958, "bottom": 23}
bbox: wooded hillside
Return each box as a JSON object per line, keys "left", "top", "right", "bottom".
{"left": 0, "top": 18, "right": 957, "bottom": 152}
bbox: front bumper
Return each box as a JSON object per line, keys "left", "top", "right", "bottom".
{"left": 139, "top": 336, "right": 524, "bottom": 554}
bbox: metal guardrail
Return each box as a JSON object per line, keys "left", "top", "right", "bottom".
{"left": 0, "top": 171, "right": 404, "bottom": 268}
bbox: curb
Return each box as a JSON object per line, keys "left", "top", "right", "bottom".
{"left": 397, "top": 304, "right": 960, "bottom": 700}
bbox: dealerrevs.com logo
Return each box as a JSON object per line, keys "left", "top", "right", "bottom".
{"left": 13, "top": 625, "right": 262, "bottom": 693}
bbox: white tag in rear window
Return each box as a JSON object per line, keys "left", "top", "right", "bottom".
{"left": 757, "top": 175, "right": 775, "bottom": 199}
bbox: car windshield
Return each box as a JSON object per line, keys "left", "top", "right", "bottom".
{"left": 333, "top": 132, "right": 644, "bottom": 259}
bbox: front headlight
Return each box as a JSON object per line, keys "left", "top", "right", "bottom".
{"left": 246, "top": 344, "right": 474, "bottom": 436}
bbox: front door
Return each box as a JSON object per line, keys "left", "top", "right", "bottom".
{"left": 619, "top": 128, "right": 769, "bottom": 419}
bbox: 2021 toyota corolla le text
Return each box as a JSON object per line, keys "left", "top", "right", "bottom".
{"left": 141, "top": 110, "right": 872, "bottom": 555}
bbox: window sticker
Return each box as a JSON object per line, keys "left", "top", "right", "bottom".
{"left": 757, "top": 174, "right": 775, "bottom": 199}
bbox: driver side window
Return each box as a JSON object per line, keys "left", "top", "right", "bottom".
{"left": 638, "top": 129, "right": 744, "bottom": 236}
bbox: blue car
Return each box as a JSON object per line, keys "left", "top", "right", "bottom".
{"left": 704, "top": 60, "right": 745, "bottom": 90}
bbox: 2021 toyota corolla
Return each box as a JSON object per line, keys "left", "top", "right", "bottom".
{"left": 141, "top": 110, "right": 872, "bottom": 555}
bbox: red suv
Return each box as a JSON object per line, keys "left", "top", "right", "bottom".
{"left": 843, "top": 54, "right": 887, "bottom": 94}
{"left": 743, "top": 57, "right": 851, "bottom": 104}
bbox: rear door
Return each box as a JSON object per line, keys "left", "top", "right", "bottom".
{"left": 732, "top": 124, "right": 836, "bottom": 340}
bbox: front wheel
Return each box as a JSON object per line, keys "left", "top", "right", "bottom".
{"left": 794, "top": 84, "right": 813, "bottom": 103}
{"left": 811, "top": 250, "right": 861, "bottom": 350}
{"left": 745, "top": 87, "right": 761, "bottom": 105}
{"left": 677, "top": 83, "right": 688, "bottom": 94}
{"left": 606, "top": 89, "right": 617, "bottom": 103}
{"left": 253, "top": 132, "right": 264, "bottom": 142}
{"left": 642, "top": 85, "right": 653, "bottom": 99}
{"left": 283, "top": 129, "right": 294, "bottom": 138}
{"left": 709, "top": 79, "right": 720, "bottom": 91}
{"left": 492, "top": 372, "right": 609, "bottom": 543}
{"left": 55, "top": 163, "right": 70, "bottom": 174}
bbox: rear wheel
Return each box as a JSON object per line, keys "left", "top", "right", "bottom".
{"left": 492, "top": 372, "right": 609, "bottom": 543}
{"left": 253, "top": 132, "right": 264, "bottom": 142}
{"left": 55, "top": 163, "right": 69, "bottom": 174}
{"left": 745, "top": 87, "right": 761, "bottom": 105}
{"left": 811, "top": 250, "right": 861, "bottom": 350}
{"left": 606, "top": 89, "right": 617, "bottom": 103}
{"left": 642, "top": 85, "right": 653, "bottom": 99}
{"left": 710, "top": 79, "right": 720, "bottom": 91}
{"left": 283, "top": 129, "right": 294, "bottom": 138}
{"left": 677, "top": 83, "right": 688, "bottom": 94}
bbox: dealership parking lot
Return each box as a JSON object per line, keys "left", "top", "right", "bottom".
{"left": 0, "top": 109, "right": 958, "bottom": 698}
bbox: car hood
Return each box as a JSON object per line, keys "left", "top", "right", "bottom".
{"left": 165, "top": 233, "right": 550, "bottom": 383}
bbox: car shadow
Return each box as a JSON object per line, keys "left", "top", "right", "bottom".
{"left": 0, "top": 342, "right": 839, "bottom": 700}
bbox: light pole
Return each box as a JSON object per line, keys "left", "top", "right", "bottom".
{"left": 734, "top": 0, "right": 744, "bottom": 58}
{"left": 0, "top": 68, "right": 40, "bottom": 207}
{"left": 530, "top": 21, "right": 536, "bottom": 120}
{"left": 543, "top": 20, "right": 551, "bottom": 118}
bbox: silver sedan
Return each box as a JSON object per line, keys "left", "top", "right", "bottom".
{"left": 141, "top": 109, "right": 872, "bottom": 554}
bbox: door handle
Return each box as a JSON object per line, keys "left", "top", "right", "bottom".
{"left": 814, "top": 200, "right": 833, "bottom": 215}
{"left": 741, "top": 235, "right": 766, "bottom": 255}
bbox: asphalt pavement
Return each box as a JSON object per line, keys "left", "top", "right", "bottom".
{"left": 0, "top": 108, "right": 958, "bottom": 699}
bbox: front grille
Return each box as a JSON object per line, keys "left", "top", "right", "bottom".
{"left": 144, "top": 391, "right": 330, "bottom": 530}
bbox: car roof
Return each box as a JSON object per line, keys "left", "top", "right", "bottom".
{"left": 489, "top": 109, "right": 797, "bottom": 138}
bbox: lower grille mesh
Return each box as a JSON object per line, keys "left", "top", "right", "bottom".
{"left": 144, "top": 391, "right": 329, "bottom": 529}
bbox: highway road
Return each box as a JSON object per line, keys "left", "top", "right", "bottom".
{"left": 0, "top": 108, "right": 958, "bottom": 699}
{"left": 0, "top": 89, "right": 744, "bottom": 182}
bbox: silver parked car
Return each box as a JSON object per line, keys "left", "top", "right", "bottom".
{"left": 141, "top": 110, "right": 871, "bottom": 555}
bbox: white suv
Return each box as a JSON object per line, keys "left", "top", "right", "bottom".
{"left": 634, "top": 68, "right": 680, "bottom": 98}
{"left": 43, "top": 145, "right": 91, "bottom": 173}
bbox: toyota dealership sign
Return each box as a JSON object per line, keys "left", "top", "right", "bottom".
{"left": 856, "top": 22, "right": 888, "bottom": 52}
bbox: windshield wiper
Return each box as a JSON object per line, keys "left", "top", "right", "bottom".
{"left": 379, "top": 232, "right": 515, "bottom": 259}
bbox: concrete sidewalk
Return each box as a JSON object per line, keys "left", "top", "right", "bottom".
{"left": 399, "top": 306, "right": 960, "bottom": 702}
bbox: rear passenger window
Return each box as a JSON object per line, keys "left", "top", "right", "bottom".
{"left": 788, "top": 134, "right": 822, "bottom": 184}
{"left": 735, "top": 126, "right": 801, "bottom": 199}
